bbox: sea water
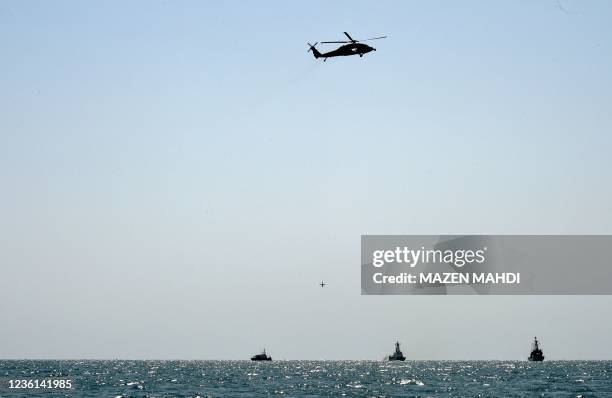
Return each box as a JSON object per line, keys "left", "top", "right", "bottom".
{"left": 1, "top": 360, "right": 610, "bottom": 397}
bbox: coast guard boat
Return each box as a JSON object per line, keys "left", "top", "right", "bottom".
{"left": 528, "top": 337, "right": 545, "bottom": 361}
{"left": 388, "top": 341, "right": 406, "bottom": 361}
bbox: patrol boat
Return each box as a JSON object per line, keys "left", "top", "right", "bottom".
{"left": 528, "top": 337, "right": 545, "bottom": 361}
{"left": 388, "top": 341, "right": 406, "bottom": 361}
{"left": 251, "top": 348, "right": 272, "bottom": 361}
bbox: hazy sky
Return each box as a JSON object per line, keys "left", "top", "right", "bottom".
{"left": 1, "top": 0, "right": 612, "bottom": 360}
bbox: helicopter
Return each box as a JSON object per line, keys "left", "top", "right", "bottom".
{"left": 307, "top": 32, "right": 387, "bottom": 61}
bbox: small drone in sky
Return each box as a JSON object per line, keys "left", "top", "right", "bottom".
{"left": 308, "top": 32, "right": 387, "bottom": 61}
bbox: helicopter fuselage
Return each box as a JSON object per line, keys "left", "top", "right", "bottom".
{"left": 321, "top": 43, "right": 375, "bottom": 58}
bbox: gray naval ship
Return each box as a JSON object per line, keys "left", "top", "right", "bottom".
{"left": 528, "top": 337, "right": 545, "bottom": 361}
{"left": 388, "top": 341, "right": 406, "bottom": 361}
{"left": 251, "top": 348, "right": 272, "bottom": 361}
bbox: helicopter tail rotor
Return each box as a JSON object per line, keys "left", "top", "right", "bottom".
{"left": 307, "top": 42, "right": 321, "bottom": 58}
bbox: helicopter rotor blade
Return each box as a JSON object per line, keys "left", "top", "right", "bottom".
{"left": 343, "top": 32, "right": 356, "bottom": 42}
{"left": 359, "top": 35, "right": 388, "bottom": 41}
{"left": 319, "top": 34, "right": 387, "bottom": 45}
